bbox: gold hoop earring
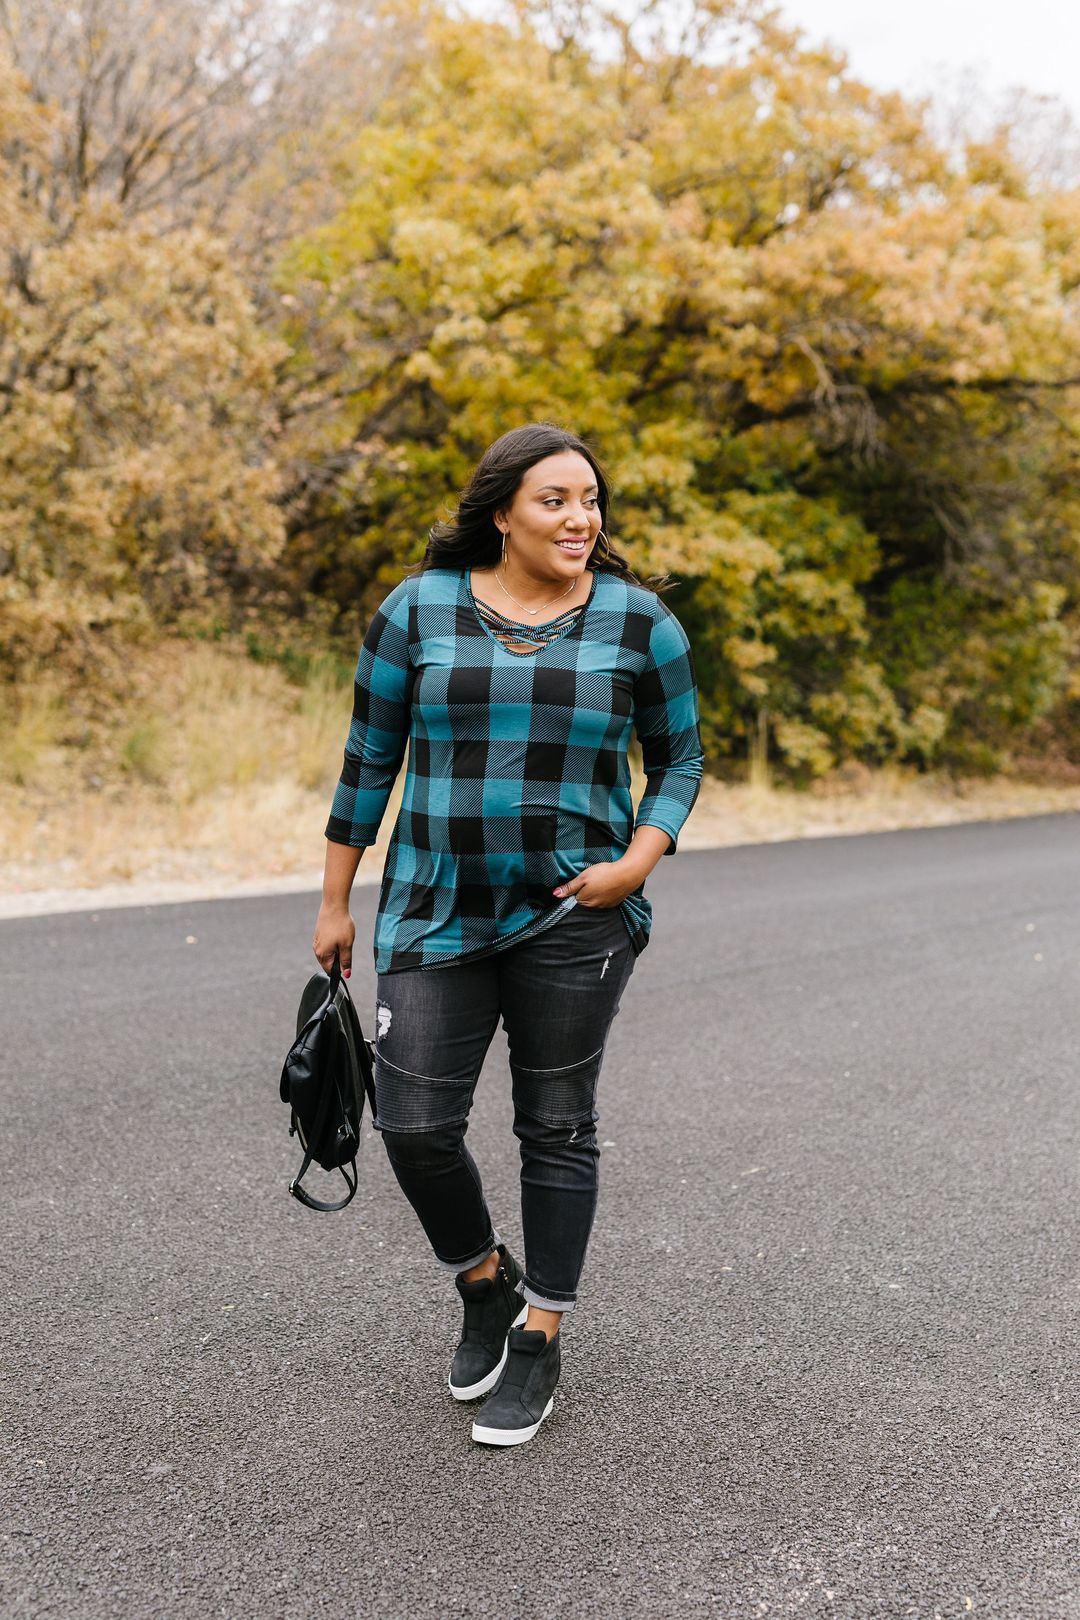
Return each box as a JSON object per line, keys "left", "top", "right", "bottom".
{"left": 596, "top": 528, "right": 610, "bottom": 551}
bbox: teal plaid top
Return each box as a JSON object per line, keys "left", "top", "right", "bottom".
{"left": 326, "top": 566, "right": 704, "bottom": 973}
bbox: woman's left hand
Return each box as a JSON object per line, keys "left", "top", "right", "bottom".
{"left": 553, "top": 859, "right": 645, "bottom": 909}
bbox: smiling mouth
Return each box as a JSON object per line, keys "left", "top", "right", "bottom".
{"left": 555, "top": 538, "right": 588, "bottom": 551}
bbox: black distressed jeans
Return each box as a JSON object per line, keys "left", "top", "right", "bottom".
{"left": 372, "top": 902, "right": 637, "bottom": 1311}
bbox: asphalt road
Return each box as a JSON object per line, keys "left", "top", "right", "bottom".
{"left": 2, "top": 815, "right": 1078, "bottom": 1620}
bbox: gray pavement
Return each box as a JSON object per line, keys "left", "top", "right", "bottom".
{"left": 2, "top": 815, "right": 1078, "bottom": 1619}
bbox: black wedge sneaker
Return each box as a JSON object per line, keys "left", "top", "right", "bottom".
{"left": 471, "top": 1327, "right": 561, "bottom": 1446}
{"left": 448, "top": 1244, "right": 528, "bottom": 1401}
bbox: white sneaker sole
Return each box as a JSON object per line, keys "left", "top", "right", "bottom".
{"left": 472, "top": 1396, "right": 554, "bottom": 1447}
{"left": 447, "top": 1303, "right": 529, "bottom": 1401}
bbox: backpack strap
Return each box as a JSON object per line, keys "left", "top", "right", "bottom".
{"left": 325, "top": 946, "right": 377, "bottom": 1117}
{"left": 289, "top": 1152, "right": 357, "bottom": 1212}
{"left": 327, "top": 947, "right": 343, "bottom": 996}
{"left": 362, "top": 1040, "right": 377, "bottom": 1118}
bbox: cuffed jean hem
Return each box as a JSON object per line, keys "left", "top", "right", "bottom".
{"left": 433, "top": 1229, "right": 501, "bottom": 1275}
{"left": 519, "top": 1280, "right": 576, "bottom": 1313}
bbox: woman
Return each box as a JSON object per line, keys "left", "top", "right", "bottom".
{"left": 313, "top": 422, "right": 703, "bottom": 1447}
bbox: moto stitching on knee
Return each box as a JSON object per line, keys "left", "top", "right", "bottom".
{"left": 513, "top": 1081, "right": 600, "bottom": 1133}
{"left": 511, "top": 1041, "right": 604, "bottom": 1124}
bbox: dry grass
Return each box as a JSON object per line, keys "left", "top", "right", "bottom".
{"left": 3, "top": 641, "right": 1080, "bottom": 903}
{"left": 676, "top": 764, "right": 1080, "bottom": 849}
{"left": 0, "top": 640, "right": 369, "bottom": 893}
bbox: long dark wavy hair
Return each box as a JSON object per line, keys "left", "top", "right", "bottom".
{"left": 416, "top": 423, "right": 670, "bottom": 593}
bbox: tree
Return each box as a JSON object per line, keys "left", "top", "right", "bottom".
{"left": 271, "top": 0, "right": 1080, "bottom": 771}
{"left": 1, "top": 0, "right": 315, "bottom": 222}
{"left": 0, "top": 53, "right": 288, "bottom": 687}
{"left": 0, "top": 0, "right": 426, "bottom": 272}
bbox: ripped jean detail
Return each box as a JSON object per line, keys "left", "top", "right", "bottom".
{"left": 371, "top": 902, "right": 636, "bottom": 1309}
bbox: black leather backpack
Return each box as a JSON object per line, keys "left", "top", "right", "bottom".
{"left": 279, "top": 952, "right": 376, "bottom": 1211}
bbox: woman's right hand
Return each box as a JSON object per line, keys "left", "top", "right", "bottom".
{"left": 313, "top": 901, "right": 355, "bottom": 977}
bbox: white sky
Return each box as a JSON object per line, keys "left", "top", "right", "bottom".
{"left": 773, "top": 0, "right": 1080, "bottom": 118}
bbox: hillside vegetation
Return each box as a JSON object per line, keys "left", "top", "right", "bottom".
{"left": 2, "top": 0, "right": 1080, "bottom": 844}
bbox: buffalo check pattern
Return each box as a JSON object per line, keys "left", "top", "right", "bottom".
{"left": 326, "top": 566, "right": 704, "bottom": 974}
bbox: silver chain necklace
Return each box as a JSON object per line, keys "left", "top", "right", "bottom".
{"left": 495, "top": 537, "right": 580, "bottom": 617}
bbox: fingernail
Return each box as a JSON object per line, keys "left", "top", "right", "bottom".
{"left": 553, "top": 888, "right": 566, "bottom": 897}
{"left": 343, "top": 970, "right": 351, "bottom": 978}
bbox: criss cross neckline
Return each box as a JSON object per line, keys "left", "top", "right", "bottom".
{"left": 467, "top": 569, "right": 596, "bottom": 656}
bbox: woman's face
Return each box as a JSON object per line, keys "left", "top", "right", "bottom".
{"left": 494, "top": 451, "right": 603, "bottom": 582}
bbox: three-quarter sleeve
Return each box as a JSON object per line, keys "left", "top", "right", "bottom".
{"left": 632, "top": 599, "right": 704, "bottom": 854}
{"left": 325, "top": 579, "right": 414, "bottom": 847}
